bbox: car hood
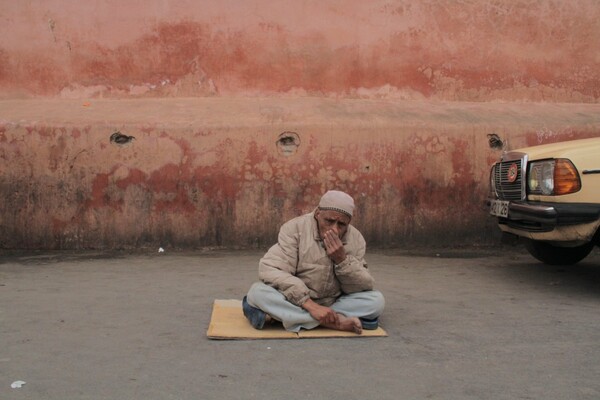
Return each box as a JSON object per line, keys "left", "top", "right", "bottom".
{"left": 504, "top": 137, "right": 600, "bottom": 162}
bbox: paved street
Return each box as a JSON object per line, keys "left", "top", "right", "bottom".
{"left": 1, "top": 247, "right": 599, "bottom": 400}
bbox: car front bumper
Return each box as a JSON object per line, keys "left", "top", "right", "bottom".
{"left": 490, "top": 200, "right": 600, "bottom": 244}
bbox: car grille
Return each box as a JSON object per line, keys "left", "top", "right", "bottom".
{"left": 493, "top": 159, "right": 524, "bottom": 200}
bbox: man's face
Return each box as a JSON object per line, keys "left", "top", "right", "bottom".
{"left": 314, "top": 208, "right": 351, "bottom": 239}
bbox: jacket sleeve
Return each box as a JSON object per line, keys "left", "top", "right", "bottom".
{"left": 258, "top": 220, "right": 311, "bottom": 306}
{"left": 334, "top": 230, "right": 374, "bottom": 294}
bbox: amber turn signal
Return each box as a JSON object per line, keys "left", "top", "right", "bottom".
{"left": 554, "top": 159, "right": 581, "bottom": 195}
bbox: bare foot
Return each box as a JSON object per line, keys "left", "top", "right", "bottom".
{"left": 339, "top": 315, "right": 363, "bottom": 334}
{"left": 321, "top": 314, "right": 363, "bottom": 334}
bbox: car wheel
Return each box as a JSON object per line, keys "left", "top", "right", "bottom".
{"left": 523, "top": 239, "right": 594, "bottom": 265}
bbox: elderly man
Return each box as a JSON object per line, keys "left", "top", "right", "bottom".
{"left": 242, "top": 190, "right": 385, "bottom": 333}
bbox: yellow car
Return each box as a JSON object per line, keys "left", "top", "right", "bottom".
{"left": 489, "top": 137, "right": 600, "bottom": 265}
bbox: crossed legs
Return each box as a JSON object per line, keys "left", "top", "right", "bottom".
{"left": 246, "top": 282, "right": 385, "bottom": 333}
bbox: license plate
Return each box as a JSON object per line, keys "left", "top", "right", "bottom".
{"left": 489, "top": 199, "right": 509, "bottom": 217}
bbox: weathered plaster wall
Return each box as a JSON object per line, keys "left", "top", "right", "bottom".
{"left": 2, "top": 1, "right": 600, "bottom": 101}
{"left": 1, "top": 1, "right": 599, "bottom": 249}
{"left": 1, "top": 98, "right": 599, "bottom": 249}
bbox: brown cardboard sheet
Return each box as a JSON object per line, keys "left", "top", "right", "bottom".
{"left": 207, "top": 299, "right": 387, "bottom": 340}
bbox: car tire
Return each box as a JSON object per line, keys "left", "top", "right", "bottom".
{"left": 523, "top": 239, "right": 594, "bottom": 265}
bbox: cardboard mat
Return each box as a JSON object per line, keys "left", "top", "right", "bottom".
{"left": 207, "top": 299, "right": 387, "bottom": 340}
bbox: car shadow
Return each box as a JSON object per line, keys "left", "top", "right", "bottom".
{"left": 499, "top": 252, "right": 600, "bottom": 298}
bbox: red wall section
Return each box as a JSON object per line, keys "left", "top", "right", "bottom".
{"left": 1, "top": 98, "right": 599, "bottom": 249}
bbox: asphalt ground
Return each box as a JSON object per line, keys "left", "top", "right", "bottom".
{"left": 1, "top": 246, "right": 599, "bottom": 400}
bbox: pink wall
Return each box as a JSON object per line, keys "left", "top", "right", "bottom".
{"left": 2, "top": 0, "right": 600, "bottom": 101}
{"left": 1, "top": 1, "right": 599, "bottom": 249}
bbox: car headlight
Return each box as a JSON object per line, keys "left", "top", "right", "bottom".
{"left": 528, "top": 158, "right": 581, "bottom": 195}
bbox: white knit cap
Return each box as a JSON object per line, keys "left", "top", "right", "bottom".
{"left": 318, "top": 190, "right": 355, "bottom": 218}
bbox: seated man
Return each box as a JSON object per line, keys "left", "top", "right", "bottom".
{"left": 243, "top": 190, "right": 385, "bottom": 333}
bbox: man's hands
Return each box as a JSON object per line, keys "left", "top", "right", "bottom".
{"left": 302, "top": 298, "right": 339, "bottom": 325}
{"left": 323, "top": 230, "right": 346, "bottom": 264}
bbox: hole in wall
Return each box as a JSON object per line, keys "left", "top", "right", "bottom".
{"left": 110, "top": 131, "right": 136, "bottom": 146}
{"left": 276, "top": 131, "right": 300, "bottom": 156}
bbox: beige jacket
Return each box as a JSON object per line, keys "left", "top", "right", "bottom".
{"left": 258, "top": 211, "right": 375, "bottom": 307}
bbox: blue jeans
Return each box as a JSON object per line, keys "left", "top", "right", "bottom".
{"left": 246, "top": 282, "right": 385, "bottom": 332}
